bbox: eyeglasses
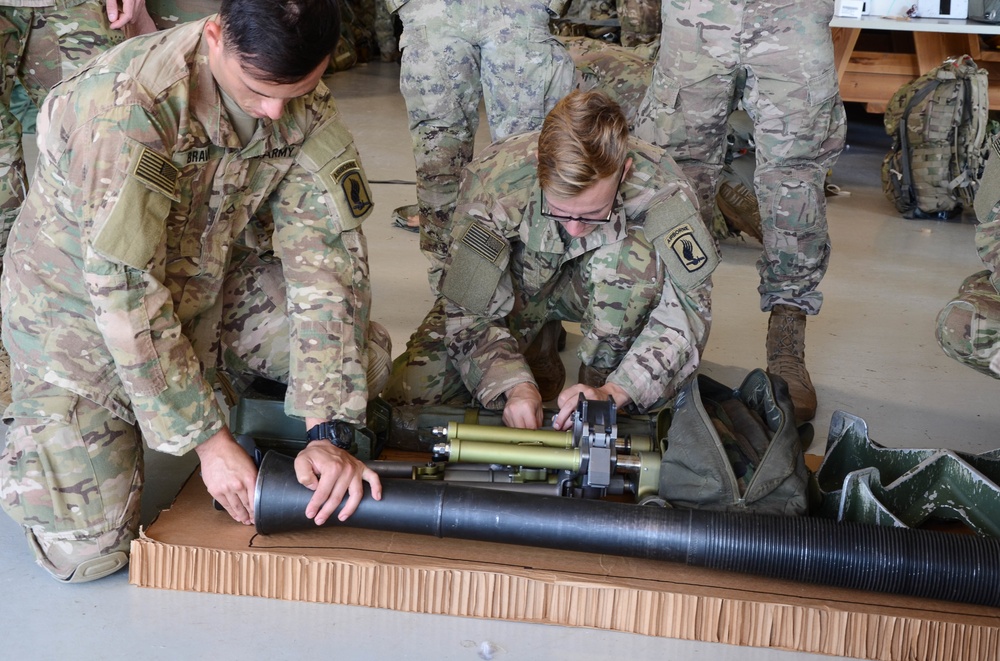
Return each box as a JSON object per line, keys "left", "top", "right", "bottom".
{"left": 539, "top": 168, "right": 624, "bottom": 225}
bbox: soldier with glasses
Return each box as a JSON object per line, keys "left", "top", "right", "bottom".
{"left": 385, "top": 90, "right": 717, "bottom": 430}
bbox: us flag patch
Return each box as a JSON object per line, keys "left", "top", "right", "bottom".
{"left": 133, "top": 147, "right": 179, "bottom": 197}
{"left": 461, "top": 223, "right": 505, "bottom": 263}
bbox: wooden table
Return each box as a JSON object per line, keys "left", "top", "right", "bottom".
{"left": 831, "top": 15, "right": 1000, "bottom": 111}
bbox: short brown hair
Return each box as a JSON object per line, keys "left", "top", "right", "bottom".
{"left": 537, "top": 90, "right": 629, "bottom": 198}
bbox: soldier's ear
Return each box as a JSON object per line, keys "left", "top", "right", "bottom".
{"left": 204, "top": 17, "right": 223, "bottom": 52}
{"left": 621, "top": 157, "right": 633, "bottom": 182}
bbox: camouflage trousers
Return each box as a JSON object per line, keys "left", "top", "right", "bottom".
{"left": 633, "top": 0, "right": 845, "bottom": 315}
{"left": 384, "top": 232, "right": 665, "bottom": 407}
{"left": 218, "top": 251, "right": 393, "bottom": 399}
{"left": 0, "top": 253, "right": 391, "bottom": 581}
{"left": 0, "top": 1, "right": 121, "bottom": 256}
{"left": 616, "top": 0, "right": 660, "bottom": 47}
{"left": 936, "top": 270, "right": 1000, "bottom": 378}
{"left": 396, "top": 0, "right": 574, "bottom": 290}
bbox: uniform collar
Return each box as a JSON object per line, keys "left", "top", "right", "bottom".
{"left": 520, "top": 179, "right": 629, "bottom": 259}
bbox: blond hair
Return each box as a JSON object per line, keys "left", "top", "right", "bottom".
{"left": 537, "top": 90, "right": 629, "bottom": 198}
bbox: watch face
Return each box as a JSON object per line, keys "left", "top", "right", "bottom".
{"left": 332, "top": 421, "right": 354, "bottom": 450}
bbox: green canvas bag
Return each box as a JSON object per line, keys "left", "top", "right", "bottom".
{"left": 658, "top": 368, "right": 809, "bottom": 516}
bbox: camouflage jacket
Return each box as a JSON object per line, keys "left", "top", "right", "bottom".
{"left": 0, "top": 0, "right": 89, "bottom": 9}
{"left": 1, "top": 19, "right": 375, "bottom": 455}
{"left": 439, "top": 133, "right": 717, "bottom": 412}
{"left": 384, "top": 0, "right": 568, "bottom": 18}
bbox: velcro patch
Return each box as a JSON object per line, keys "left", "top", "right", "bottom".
{"left": 333, "top": 159, "right": 373, "bottom": 219}
{"left": 460, "top": 223, "right": 505, "bottom": 264}
{"left": 665, "top": 222, "right": 710, "bottom": 274}
{"left": 133, "top": 147, "right": 179, "bottom": 198}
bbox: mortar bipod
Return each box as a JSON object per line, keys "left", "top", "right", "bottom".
{"left": 428, "top": 395, "right": 661, "bottom": 501}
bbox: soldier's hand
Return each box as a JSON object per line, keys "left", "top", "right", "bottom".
{"left": 196, "top": 429, "right": 258, "bottom": 525}
{"left": 553, "top": 383, "right": 632, "bottom": 431}
{"left": 107, "top": 0, "right": 157, "bottom": 33}
{"left": 503, "top": 382, "right": 544, "bottom": 429}
{"left": 294, "top": 441, "right": 382, "bottom": 525}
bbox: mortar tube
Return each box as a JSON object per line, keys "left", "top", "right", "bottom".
{"left": 255, "top": 451, "right": 1000, "bottom": 608}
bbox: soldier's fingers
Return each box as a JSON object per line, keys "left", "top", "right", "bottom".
{"left": 336, "top": 476, "right": 366, "bottom": 521}
{"left": 220, "top": 492, "right": 251, "bottom": 525}
{"left": 364, "top": 468, "right": 382, "bottom": 501}
{"left": 314, "top": 471, "right": 351, "bottom": 526}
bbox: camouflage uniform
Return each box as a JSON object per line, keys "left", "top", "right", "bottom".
{"left": 0, "top": 20, "right": 388, "bottom": 580}
{"left": 0, "top": 0, "right": 123, "bottom": 253}
{"left": 389, "top": 0, "right": 575, "bottom": 290}
{"left": 144, "top": 0, "right": 219, "bottom": 30}
{"left": 561, "top": 35, "right": 657, "bottom": 123}
{"left": 633, "top": 0, "right": 846, "bottom": 315}
{"left": 937, "top": 135, "right": 1000, "bottom": 377}
{"left": 616, "top": 0, "right": 660, "bottom": 47}
{"left": 384, "top": 132, "right": 717, "bottom": 413}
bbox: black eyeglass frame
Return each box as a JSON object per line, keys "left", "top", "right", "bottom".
{"left": 539, "top": 165, "right": 625, "bottom": 225}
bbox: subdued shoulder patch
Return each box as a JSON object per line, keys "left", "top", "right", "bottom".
{"left": 441, "top": 222, "right": 509, "bottom": 314}
{"left": 333, "top": 159, "right": 373, "bottom": 219}
{"left": 642, "top": 190, "right": 718, "bottom": 290}
{"left": 460, "top": 222, "right": 505, "bottom": 264}
{"left": 133, "top": 147, "right": 179, "bottom": 199}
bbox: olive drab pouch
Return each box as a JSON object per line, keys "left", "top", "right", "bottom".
{"left": 659, "top": 368, "right": 809, "bottom": 516}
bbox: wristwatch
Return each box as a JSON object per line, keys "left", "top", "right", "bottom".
{"left": 305, "top": 420, "right": 355, "bottom": 451}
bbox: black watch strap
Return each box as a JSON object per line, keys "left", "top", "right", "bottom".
{"left": 305, "top": 420, "right": 354, "bottom": 451}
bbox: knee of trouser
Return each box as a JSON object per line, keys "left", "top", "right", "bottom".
{"left": 367, "top": 320, "right": 393, "bottom": 398}
{"left": 0, "top": 392, "right": 143, "bottom": 582}
{"left": 935, "top": 298, "right": 1000, "bottom": 375}
{"left": 23, "top": 525, "right": 133, "bottom": 583}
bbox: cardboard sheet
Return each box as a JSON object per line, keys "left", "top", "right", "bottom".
{"left": 130, "top": 471, "right": 1000, "bottom": 660}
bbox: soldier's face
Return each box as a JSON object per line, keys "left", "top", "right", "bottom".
{"left": 204, "top": 18, "right": 329, "bottom": 120}
{"left": 541, "top": 159, "right": 631, "bottom": 239}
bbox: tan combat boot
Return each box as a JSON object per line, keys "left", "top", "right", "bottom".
{"left": 717, "top": 178, "right": 763, "bottom": 243}
{"left": 523, "top": 320, "right": 566, "bottom": 401}
{"left": 765, "top": 305, "right": 816, "bottom": 423}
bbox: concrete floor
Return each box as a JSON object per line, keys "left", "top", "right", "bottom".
{"left": 1, "top": 59, "right": 995, "bottom": 660}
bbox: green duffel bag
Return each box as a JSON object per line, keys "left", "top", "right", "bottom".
{"left": 659, "top": 368, "right": 809, "bottom": 516}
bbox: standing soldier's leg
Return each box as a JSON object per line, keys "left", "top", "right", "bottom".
{"left": 397, "top": 2, "right": 483, "bottom": 291}
{"left": 0, "top": 368, "right": 142, "bottom": 582}
{"left": 374, "top": 0, "right": 398, "bottom": 61}
{"left": 616, "top": 0, "right": 660, "bottom": 47}
{"left": 745, "top": 3, "right": 846, "bottom": 423}
{"left": 479, "top": 0, "right": 574, "bottom": 142}
{"left": 632, "top": 10, "right": 736, "bottom": 240}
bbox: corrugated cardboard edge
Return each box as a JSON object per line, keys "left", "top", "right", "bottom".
{"left": 130, "top": 532, "right": 1000, "bottom": 661}
{"left": 130, "top": 471, "right": 1000, "bottom": 661}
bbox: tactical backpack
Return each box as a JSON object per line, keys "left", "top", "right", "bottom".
{"left": 658, "top": 368, "right": 810, "bottom": 516}
{"left": 881, "top": 54, "right": 992, "bottom": 219}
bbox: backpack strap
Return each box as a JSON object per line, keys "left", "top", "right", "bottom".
{"left": 897, "top": 79, "right": 944, "bottom": 213}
